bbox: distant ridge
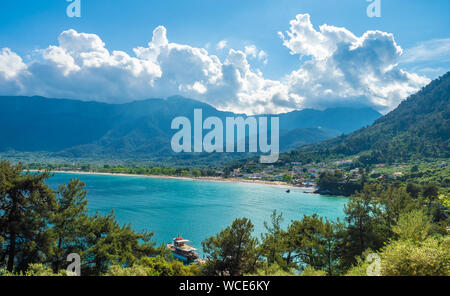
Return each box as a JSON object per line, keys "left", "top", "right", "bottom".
{"left": 0, "top": 95, "right": 381, "bottom": 164}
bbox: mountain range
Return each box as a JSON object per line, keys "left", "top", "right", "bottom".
{"left": 0, "top": 95, "right": 381, "bottom": 164}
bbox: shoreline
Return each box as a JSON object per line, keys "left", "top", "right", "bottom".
{"left": 28, "top": 169, "right": 317, "bottom": 193}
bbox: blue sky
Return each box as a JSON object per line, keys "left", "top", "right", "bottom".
{"left": 1, "top": 0, "right": 449, "bottom": 78}
{"left": 0, "top": 0, "right": 449, "bottom": 114}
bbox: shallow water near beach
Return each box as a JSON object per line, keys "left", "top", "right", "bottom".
{"left": 46, "top": 173, "right": 348, "bottom": 255}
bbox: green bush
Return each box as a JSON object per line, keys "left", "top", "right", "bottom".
{"left": 381, "top": 237, "right": 450, "bottom": 276}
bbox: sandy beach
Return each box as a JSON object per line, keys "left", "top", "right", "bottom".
{"left": 28, "top": 169, "right": 316, "bottom": 192}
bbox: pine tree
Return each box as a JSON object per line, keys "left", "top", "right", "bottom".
{"left": 0, "top": 162, "right": 56, "bottom": 272}
{"left": 202, "top": 218, "right": 259, "bottom": 276}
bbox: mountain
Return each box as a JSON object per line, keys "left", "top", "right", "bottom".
{"left": 0, "top": 95, "right": 381, "bottom": 164}
{"left": 278, "top": 107, "right": 382, "bottom": 134}
{"left": 284, "top": 71, "right": 450, "bottom": 163}
{"left": 279, "top": 127, "right": 340, "bottom": 152}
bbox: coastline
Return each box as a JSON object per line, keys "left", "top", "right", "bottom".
{"left": 28, "top": 169, "right": 317, "bottom": 193}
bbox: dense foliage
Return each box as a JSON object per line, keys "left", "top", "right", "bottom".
{"left": 0, "top": 161, "right": 158, "bottom": 275}
{"left": 199, "top": 184, "right": 448, "bottom": 276}
{"left": 0, "top": 161, "right": 448, "bottom": 276}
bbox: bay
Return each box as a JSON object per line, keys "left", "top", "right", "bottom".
{"left": 46, "top": 173, "right": 348, "bottom": 255}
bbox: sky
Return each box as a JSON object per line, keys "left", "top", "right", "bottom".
{"left": 0, "top": 0, "right": 449, "bottom": 114}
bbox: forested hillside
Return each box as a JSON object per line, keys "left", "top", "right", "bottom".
{"left": 0, "top": 96, "right": 380, "bottom": 164}
{"left": 284, "top": 72, "right": 450, "bottom": 164}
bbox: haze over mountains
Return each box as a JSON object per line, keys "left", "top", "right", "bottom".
{"left": 0, "top": 95, "right": 381, "bottom": 163}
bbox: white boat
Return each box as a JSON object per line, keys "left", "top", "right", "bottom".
{"left": 167, "top": 236, "right": 199, "bottom": 263}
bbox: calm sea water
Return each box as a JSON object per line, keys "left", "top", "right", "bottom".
{"left": 46, "top": 173, "right": 348, "bottom": 254}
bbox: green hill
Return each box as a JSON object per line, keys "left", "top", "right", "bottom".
{"left": 283, "top": 71, "right": 450, "bottom": 164}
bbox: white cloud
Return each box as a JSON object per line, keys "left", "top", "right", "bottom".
{"left": 244, "top": 45, "right": 258, "bottom": 58}
{"left": 279, "top": 14, "right": 357, "bottom": 60}
{"left": 0, "top": 27, "right": 288, "bottom": 114}
{"left": 244, "top": 45, "right": 269, "bottom": 65}
{"left": 0, "top": 48, "right": 27, "bottom": 94}
{"left": 258, "top": 50, "right": 268, "bottom": 65}
{"left": 279, "top": 14, "right": 430, "bottom": 113}
{"left": 0, "top": 14, "right": 432, "bottom": 114}
{"left": 401, "top": 38, "right": 450, "bottom": 64}
{"left": 216, "top": 40, "right": 228, "bottom": 50}
{"left": 0, "top": 48, "right": 27, "bottom": 79}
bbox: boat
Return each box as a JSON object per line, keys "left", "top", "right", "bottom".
{"left": 167, "top": 236, "right": 199, "bottom": 263}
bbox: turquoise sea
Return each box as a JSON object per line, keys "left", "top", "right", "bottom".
{"left": 46, "top": 173, "right": 348, "bottom": 254}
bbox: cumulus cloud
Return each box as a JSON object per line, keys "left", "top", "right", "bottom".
{"left": 279, "top": 14, "right": 430, "bottom": 112}
{"left": 244, "top": 45, "right": 268, "bottom": 65}
{"left": 0, "top": 27, "right": 288, "bottom": 114}
{"left": 279, "top": 14, "right": 357, "bottom": 60}
{"left": 22, "top": 29, "right": 162, "bottom": 103}
{"left": 0, "top": 48, "right": 27, "bottom": 79}
{"left": 0, "top": 14, "right": 431, "bottom": 114}
{"left": 0, "top": 48, "right": 28, "bottom": 95}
